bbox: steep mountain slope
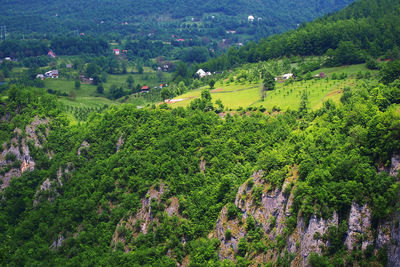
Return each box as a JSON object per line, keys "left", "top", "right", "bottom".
{"left": 202, "top": 0, "right": 400, "bottom": 71}
{"left": 0, "top": 74, "right": 400, "bottom": 265}
{"left": 0, "top": 0, "right": 354, "bottom": 36}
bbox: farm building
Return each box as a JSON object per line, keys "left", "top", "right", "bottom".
{"left": 44, "top": 70, "right": 59, "bottom": 78}
{"left": 282, "top": 73, "right": 294, "bottom": 80}
{"left": 47, "top": 50, "right": 56, "bottom": 58}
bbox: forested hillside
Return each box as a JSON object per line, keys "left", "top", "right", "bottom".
{"left": 0, "top": 68, "right": 399, "bottom": 265}
{"left": 0, "top": 0, "right": 354, "bottom": 39}
{"left": 201, "top": 0, "right": 400, "bottom": 71}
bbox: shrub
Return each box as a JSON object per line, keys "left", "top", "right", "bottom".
{"left": 225, "top": 229, "right": 232, "bottom": 240}
{"left": 227, "top": 203, "right": 238, "bottom": 220}
{"left": 5, "top": 153, "right": 17, "bottom": 162}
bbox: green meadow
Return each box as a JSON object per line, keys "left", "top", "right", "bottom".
{"left": 168, "top": 64, "right": 378, "bottom": 111}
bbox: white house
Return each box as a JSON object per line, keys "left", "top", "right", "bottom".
{"left": 248, "top": 15, "right": 255, "bottom": 22}
{"left": 44, "top": 70, "right": 59, "bottom": 79}
{"left": 196, "top": 69, "right": 207, "bottom": 78}
{"left": 282, "top": 73, "right": 294, "bottom": 80}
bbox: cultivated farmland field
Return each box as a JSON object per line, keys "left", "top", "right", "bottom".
{"left": 168, "top": 74, "right": 376, "bottom": 111}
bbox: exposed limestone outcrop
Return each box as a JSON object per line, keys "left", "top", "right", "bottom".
{"left": 33, "top": 164, "right": 73, "bottom": 207}
{"left": 77, "top": 141, "right": 90, "bottom": 156}
{"left": 199, "top": 158, "right": 206, "bottom": 173}
{"left": 111, "top": 183, "right": 185, "bottom": 257}
{"left": 390, "top": 154, "right": 400, "bottom": 177}
{"left": 289, "top": 213, "right": 338, "bottom": 266}
{"left": 50, "top": 235, "right": 65, "bottom": 250}
{"left": 209, "top": 205, "right": 246, "bottom": 261}
{"left": 0, "top": 117, "right": 48, "bottom": 189}
{"left": 116, "top": 135, "right": 124, "bottom": 152}
{"left": 165, "top": 196, "right": 180, "bottom": 217}
{"left": 210, "top": 169, "right": 301, "bottom": 263}
{"left": 25, "top": 117, "right": 49, "bottom": 148}
{"left": 210, "top": 158, "right": 400, "bottom": 266}
{"left": 344, "top": 202, "right": 372, "bottom": 251}
{"left": 113, "top": 184, "right": 164, "bottom": 249}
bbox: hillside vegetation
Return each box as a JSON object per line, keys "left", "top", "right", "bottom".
{"left": 167, "top": 63, "right": 378, "bottom": 110}
{"left": 1, "top": 0, "right": 400, "bottom": 266}
{"left": 201, "top": 0, "right": 400, "bottom": 71}
{"left": 0, "top": 0, "right": 354, "bottom": 37}
{"left": 0, "top": 68, "right": 399, "bottom": 265}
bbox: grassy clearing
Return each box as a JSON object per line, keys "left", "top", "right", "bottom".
{"left": 311, "top": 63, "right": 378, "bottom": 76}
{"left": 258, "top": 78, "right": 358, "bottom": 110}
{"left": 169, "top": 77, "right": 371, "bottom": 111}
{"left": 168, "top": 82, "right": 262, "bottom": 108}
{"left": 45, "top": 79, "right": 96, "bottom": 96}
{"left": 168, "top": 63, "right": 378, "bottom": 111}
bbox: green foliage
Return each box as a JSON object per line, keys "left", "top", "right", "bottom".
{"left": 126, "top": 75, "right": 134, "bottom": 89}
{"left": 225, "top": 229, "right": 232, "bottom": 240}
{"left": 309, "top": 253, "right": 332, "bottom": 267}
{"left": 189, "top": 89, "right": 214, "bottom": 112}
{"left": 0, "top": 0, "right": 354, "bottom": 46}
{"left": 1, "top": 71, "right": 400, "bottom": 266}
{"left": 161, "top": 87, "right": 173, "bottom": 101}
{"left": 325, "top": 41, "right": 365, "bottom": 67}
{"left": 202, "top": 0, "right": 400, "bottom": 72}
{"left": 237, "top": 238, "right": 249, "bottom": 257}
{"left": 209, "top": 80, "right": 216, "bottom": 89}
{"left": 96, "top": 84, "right": 104, "bottom": 94}
{"left": 227, "top": 203, "right": 239, "bottom": 220}
{"left": 252, "top": 186, "right": 263, "bottom": 205}
{"left": 325, "top": 221, "right": 348, "bottom": 255}
{"left": 262, "top": 71, "right": 275, "bottom": 101}
{"left": 380, "top": 60, "right": 400, "bottom": 84}
{"left": 74, "top": 80, "right": 81, "bottom": 89}
{"left": 5, "top": 153, "right": 17, "bottom": 162}
{"left": 366, "top": 57, "right": 379, "bottom": 70}
{"left": 298, "top": 90, "right": 310, "bottom": 114}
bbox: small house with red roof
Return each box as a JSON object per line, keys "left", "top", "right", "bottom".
{"left": 47, "top": 50, "right": 56, "bottom": 58}
{"left": 141, "top": 85, "right": 150, "bottom": 93}
{"left": 113, "top": 49, "right": 120, "bottom": 55}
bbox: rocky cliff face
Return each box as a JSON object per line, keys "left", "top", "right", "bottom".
{"left": 111, "top": 184, "right": 184, "bottom": 253}
{"left": 209, "top": 155, "right": 400, "bottom": 266}
{"left": 0, "top": 117, "right": 48, "bottom": 189}
{"left": 380, "top": 155, "right": 400, "bottom": 266}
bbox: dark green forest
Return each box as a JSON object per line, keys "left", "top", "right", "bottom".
{"left": 0, "top": 0, "right": 357, "bottom": 68}
{"left": 201, "top": 0, "right": 400, "bottom": 71}
{"left": 0, "top": 0, "right": 354, "bottom": 37}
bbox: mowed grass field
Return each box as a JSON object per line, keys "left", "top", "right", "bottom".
{"left": 168, "top": 79, "right": 357, "bottom": 110}
{"left": 168, "top": 64, "right": 378, "bottom": 111}
{"left": 261, "top": 78, "right": 356, "bottom": 110}
{"left": 168, "top": 82, "right": 262, "bottom": 109}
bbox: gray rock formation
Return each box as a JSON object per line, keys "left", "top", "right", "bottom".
{"left": 210, "top": 156, "right": 400, "bottom": 266}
